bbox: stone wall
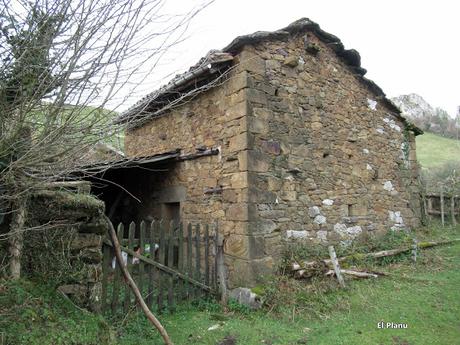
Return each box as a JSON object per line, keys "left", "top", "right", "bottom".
{"left": 124, "top": 31, "right": 421, "bottom": 287}
{"left": 125, "top": 68, "right": 259, "bottom": 287}
{"left": 23, "top": 188, "right": 106, "bottom": 311}
{"left": 240, "top": 32, "right": 420, "bottom": 262}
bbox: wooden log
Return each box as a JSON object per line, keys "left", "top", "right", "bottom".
{"left": 105, "top": 216, "right": 173, "bottom": 345}
{"left": 325, "top": 269, "right": 379, "bottom": 278}
{"left": 328, "top": 246, "right": 345, "bottom": 288}
{"left": 291, "top": 239, "right": 460, "bottom": 273}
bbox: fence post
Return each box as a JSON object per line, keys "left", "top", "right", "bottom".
{"left": 451, "top": 196, "right": 457, "bottom": 226}
{"left": 215, "top": 232, "right": 227, "bottom": 306}
{"left": 412, "top": 238, "right": 418, "bottom": 263}
{"left": 440, "top": 189, "right": 445, "bottom": 227}
{"left": 328, "top": 245, "right": 346, "bottom": 288}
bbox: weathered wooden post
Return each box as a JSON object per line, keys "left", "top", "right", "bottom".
{"left": 440, "top": 189, "right": 445, "bottom": 227}
{"left": 427, "top": 197, "right": 433, "bottom": 219}
{"left": 328, "top": 245, "right": 346, "bottom": 288}
{"left": 451, "top": 196, "right": 457, "bottom": 226}
{"left": 412, "top": 238, "right": 417, "bottom": 263}
{"left": 215, "top": 228, "right": 227, "bottom": 306}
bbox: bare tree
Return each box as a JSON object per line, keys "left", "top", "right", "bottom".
{"left": 0, "top": 0, "right": 210, "bottom": 279}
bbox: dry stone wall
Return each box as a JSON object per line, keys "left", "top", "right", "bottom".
{"left": 23, "top": 189, "right": 106, "bottom": 311}
{"left": 124, "top": 31, "right": 421, "bottom": 287}
{"left": 125, "top": 71, "right": 260, "bottom": 287}
{"left": 239, "top": 32, "right": 420, "bottom": 265}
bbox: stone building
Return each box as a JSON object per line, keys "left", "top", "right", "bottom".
{"left": 115, "top": 18, "right": 422, "bottom": 287}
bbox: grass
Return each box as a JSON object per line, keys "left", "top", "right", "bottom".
{"left": 416, "top": 132, "right": 460, "bottom": 168}
{"left": 0, "top": 279, "right": 114, "bottom": 345}
{"left": 114, "top": 224, "right": 460, "bottom": 345}
{"left": 1, "top": 224, "right": 459, "bottom": 344}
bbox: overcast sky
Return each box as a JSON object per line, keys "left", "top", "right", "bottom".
{"left": 129, "top": 0, "right": 459, "bottom": 117}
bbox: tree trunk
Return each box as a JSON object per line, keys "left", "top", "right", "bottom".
{"left": 9, "top": 197, "right": 27, "bottom": 279}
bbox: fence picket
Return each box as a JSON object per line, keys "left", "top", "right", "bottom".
{"left": 147, "top": 220, "right": 155, "bottom": 310}
{"left": 177, "top": 222, "right": 185, "bottom": 299}
{"left": 123, "top": 221, "right": 135, "bottom": 313}
{"left": 213, "top": 223, "right": 218, "bottom": 291}
{"left": 111, "top": 223, "right": 124, "bottom": 314}
{"left": 138, "top": 221, "right": 146, "bottom": 303}
{"left": 158, "top": 220, "right": 166, "bottom": 312}
{"left": 103, "top": 219, "right": 219, "bottom": 315}
{"left": 167, "top": 221, "right": 175, "bottom": 311}
{"left": 195, "top": 224, "right": 201, "bottom": 298}
{"left": 101, "top": 241, "right": 110, "bottom": 312}
{"left": 187, "top": 223, "right": 193, "bottom": 298}
{"left": 204, "top": 224, "right": 210, "bottom": 286}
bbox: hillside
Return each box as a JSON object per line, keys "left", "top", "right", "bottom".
{"left": 416, "top": 132, "right": 460, "bottom": 168}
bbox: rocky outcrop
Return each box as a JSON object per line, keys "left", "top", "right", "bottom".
{"left": 392, "top": 94, "right": 458, "bottom": 138}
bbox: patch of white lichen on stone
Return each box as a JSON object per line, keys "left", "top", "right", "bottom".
{"left": 383, "top": 180, "right": 394, "bottom": 191}
{"left": 389, "top": 211, "right": 405, "bottom": 230}
{"left": 367, "top": 98, "right": 377, "bottom": 110}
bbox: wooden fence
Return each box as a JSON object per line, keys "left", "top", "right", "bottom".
{"left": 424, "top": 193, "right": 460, "bottom": 226}
{"left": 101, "top": 220, "right": 224, "bottom": 315}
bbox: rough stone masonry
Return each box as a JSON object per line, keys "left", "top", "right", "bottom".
{"left": 122, "top": 18, "right": 422, "bottom": 288}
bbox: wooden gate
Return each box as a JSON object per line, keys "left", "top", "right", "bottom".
{"left": 101, "top": 220, "right": 223, "bottom": 314}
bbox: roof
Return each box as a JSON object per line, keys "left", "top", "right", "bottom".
{"left": 80, "top": 150, "right": 181, "bottom": 173}
{"left": 78, "top": 147, "right": 221, "bottom": 174}
{"left": 118, "top": 18, "right": 422, "bottom": 135}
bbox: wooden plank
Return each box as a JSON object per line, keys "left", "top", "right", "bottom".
{"left": 213, "top": 224, "right": 218, "bottom": 291}
{"left": 147, "top": 220, "right": 155, "bottom": 310}
{"left": 167, "top": 220, "right": 175, "bottom": 311}
{"left": 138, "top": 220, "right": 146, "bottom": 303}
{"left": 167, "top": 220, "right": 175, "bottom": 268}
{"left": 195, "top": 224, "right": 201, "bottom": 284}
{"left": 177, "top": 222, "right": 185, "bottom": 300}
{"left": 187, "top": 223, "right": 193, "bottom": 298}
{"left": 158, "top": 221, "right": 166, "bottom": 313}
{"left": 168, "top": 275, "right": 175, "bottom": 312}
{"left": 111, "top": 223, "right": 124, "bottom": 314}
{"left": 101, "top": 243, "right": 111, "bottom": 312}
{"left": 204, "top": 224, "right": 210, "bottom": 286}
{"left": 123, "top": 221, "right": 135, "bottom": 313}
{"left": 215, "top": 233, "right": 227, "bottom": 305}
{"left": 103, "top": 238, "right": 213, "bottom": 292}
{"left": 328, "top": 245, "right": 346, "bottom": 288}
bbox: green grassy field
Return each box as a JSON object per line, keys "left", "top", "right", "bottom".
{"left": 416, "top": 132, "right": 460, "bottom": 168}
{"left": 2, "top": 225, "right": 459, "bottom": 345}
{"left": 115, "top": 225, "right": 460, "bottom": 345}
